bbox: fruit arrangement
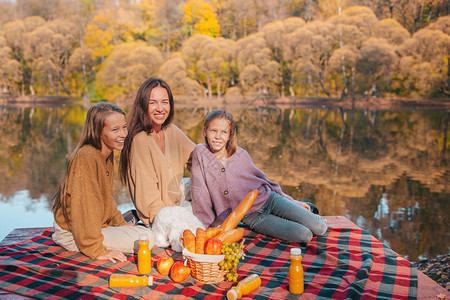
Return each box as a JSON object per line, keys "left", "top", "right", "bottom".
{"left": 180, "top": 190, "right": 258, "bottom": 282}
{"left": 220, "top": 241, "right": 245, "bottom": 282}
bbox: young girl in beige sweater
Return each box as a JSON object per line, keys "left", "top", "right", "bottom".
{"left": 52, "top": 103, "right": 154, "bottom": 262}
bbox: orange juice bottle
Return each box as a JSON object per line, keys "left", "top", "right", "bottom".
{"left": 109, "top": 274, "right": 153, "bottom": 288}
{"left": 137, "top": 235, "right": 151, "bottom": 274}
{"left": 226, "top": 274, "right": 261, "bottom": 300}
{"left": 289, "top": 248, "right": 304, "bottom": 294}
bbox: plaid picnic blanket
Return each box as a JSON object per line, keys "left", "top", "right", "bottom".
{"left": 0, "top": 226, "right": 417, "bottom": 299}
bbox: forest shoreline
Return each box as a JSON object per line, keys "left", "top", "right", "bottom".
{"left": 1, "top": 95, "right": 450, "bottom": 110}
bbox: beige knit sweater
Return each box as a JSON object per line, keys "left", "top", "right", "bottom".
{"left": 54, "top": 145, "right": 127, "bottom": 259}
{"left": 126, "top": 124, "right": 195, "bottom": 225}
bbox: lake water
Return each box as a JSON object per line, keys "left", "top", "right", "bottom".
{"left": 0, "top": 102, "right": 448, "bottom": 261}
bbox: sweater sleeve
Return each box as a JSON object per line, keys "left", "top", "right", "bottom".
{"left": 128, "top": 134, "right": 165, "bottom": 225}
{"left": 68, "top": 152, "right": 108, "bottom": 259}
{"left": 107, "top": 205, "right": 127, "bottom": 227}
{"left": 190, "top": 146, "right": 217, "bottom": 228}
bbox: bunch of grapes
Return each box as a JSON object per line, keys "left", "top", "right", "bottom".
{"left": 219, "top": 242, "right": 245, "bottom": 282}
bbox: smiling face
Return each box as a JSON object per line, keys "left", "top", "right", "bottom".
{"left": 203, "top": 117, "right": 231, "bottom": 158}
{"left": 148, "top": 86, "right": 170, "bottom": 131}
{"left": 100, "top": 112, "right": 128, "bottom": 159}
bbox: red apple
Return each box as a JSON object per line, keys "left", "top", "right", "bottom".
{"left": 157, "top": 256, "right": 174, "bottom": 276}
{"left": 170, "top": 261, "right": 191, "bottom": 283}
{"left": 204, "top": 238, "right": 223, "bottom": 255}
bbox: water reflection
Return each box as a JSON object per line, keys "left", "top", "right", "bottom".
{"left": 0, "top": 104, "right": 448, "bottom": 261}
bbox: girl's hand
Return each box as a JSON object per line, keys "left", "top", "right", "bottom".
{"left": 97, "top": 250, "right": 127, "bottom": 263}
{"left": 301, "top": 202, "right": 311, "bottom": 211}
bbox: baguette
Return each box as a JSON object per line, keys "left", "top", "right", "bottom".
{"left": 219, "top": 190, "right": 259, "bottom": 231}
{"left": 195, "top": 228, "right": 207, "bottom": 254}
{"left": 183, "top": 229, "right": 196, "bottom": 253}
{"left": 205, "top": 227, "right": 223, "bottom": 239}
{"left": 215, "top": 228, "right": 245, "bottom": 244}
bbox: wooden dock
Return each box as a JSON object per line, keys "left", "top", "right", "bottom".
{"left": 0, "top": 217, "right": 448, "bottom": 299}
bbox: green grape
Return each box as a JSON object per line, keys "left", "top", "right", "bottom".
{"left": 220, "top": 241, "right": 245, "bottom": 280}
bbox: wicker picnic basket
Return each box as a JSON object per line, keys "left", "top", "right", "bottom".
{"left": 180, "top": 238, "right": 228, "bottom": 283}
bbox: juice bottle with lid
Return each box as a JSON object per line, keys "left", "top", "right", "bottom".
{"left": 109, "top": 274, "right": 153, "bottom": 288}
{"left": 289, "top": 247, "right": 304, "bottom": 294}
{"left": 226, "top": 274, "right": 261, "bottom": 300}
{"left": 137, "top": 234, "right": 151, "bottom": 274}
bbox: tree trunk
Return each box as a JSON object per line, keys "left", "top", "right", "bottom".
{"left": 319, "top": 71, "right": 330, "bottom": 97}
{"left": 337, "top": 0, "right": 347, "bottom": 98}
{"left": 289, "top": 84, "right": 294, "bottom": 97}
{"left": 59, "top": 70, "right": 70, "bottom": 95}
{"left": 79, "top": 33, "right": 88, "bottom": 93}
{"left": 217, "top": 79, "right": 221, "bottom": 99}
{"left": 350, "top": 66, "right": 356, "bottom": 102}
{"left": 30, "top": 81, "right": 35, "bottom": 95}
{"left": 207, "top": 79, "right": 212, "bottom": 98}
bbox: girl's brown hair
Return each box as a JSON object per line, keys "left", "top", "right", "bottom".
{"left": 203, "top": 109, "right": 237, "bottom": 157}
{"left": 52, "top": 103, "right": 125, "bottom": 221}
{"left": 119, "top": 77, "right": 174, "bottom": 184}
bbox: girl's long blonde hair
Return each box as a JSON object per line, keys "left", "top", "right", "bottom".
{"left": 52, "top": 103, "right": 125, "bottom": 221}
{"left": 203, "top": 109, "right": 238, "bottom": 157}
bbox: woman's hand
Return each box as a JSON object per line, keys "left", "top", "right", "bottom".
{"left": 97, "top": 250, "right": 127, "bottom": 263}
{"left": 301, "top": 202, "right": 311, "bottom": 211}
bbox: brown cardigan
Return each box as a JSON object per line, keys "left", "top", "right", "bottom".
{"left": 126, "top": 124, "right": 195, "bottom": 225}
{"left": 54, "top": 145, "right": 127, "bottom": 259}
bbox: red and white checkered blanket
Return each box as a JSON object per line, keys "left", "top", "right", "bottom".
{"left": 0, "top": 226, "right": 417, "bottom": 299}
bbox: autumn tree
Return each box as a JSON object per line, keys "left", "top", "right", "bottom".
{"left": 158, "top": 53, "right": 203, "bottom": 97}
{"left": 398, "top": 21, "right": 450, "bottom": 97}
{"left": 261, "top": 17, "right": 305, "bottom": 96}
{"left": 328, "top": 6, "right": 379, "bottom": 98}
{"left": 95, "top": 42, "right": 163, "bottom": 100}
{"left": 183, "top": 0, "right": 220, "bottom": 37}
{"left": 214, "top": 0, "right": 259, "bottom": 39}
{"left": 373, "top": 18, "right": 410, "bottom": 46}
{"left": 3, "top": 16, "right": 46, "bottom": 95}
{"left": 0, "top": 1, "right": 15, "bottom": 26}
{"left": 0, "top": 36, "right": 21, "bottom": 95}
{"left": 84, "top": 5, "right": 144, "bottom": 62}
{"left": 385, "top": 0, "right": 449, "bottom": 33}
{"left": 235, "top": 32, "right": 280, "bottom": 96}
{"left": 356, "top": 37, "right": 398, "bottom": 98}
{"left": 181, "top": 34, "right": 237, "bottom": 97}
{"left": 328, "top": 45, "right": 360, "bottom": 98}
{"left": 138, "top": 0, "right": 184, "bottom": 55}
{"left": 283, "top": 20, "right": 333, "bottom": 97}
{"left": 66, "top": 46, "right": 95, "bottom": 96}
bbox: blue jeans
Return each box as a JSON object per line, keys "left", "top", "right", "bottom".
{"left": 242, "top": 192, "right": 328, "bottom": 244}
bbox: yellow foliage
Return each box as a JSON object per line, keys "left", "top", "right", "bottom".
{"left": 84, "top": 24, "right": 113, "bottom": 59}
{"left": 183, "top": 0, "right": 220, "bottom": 37}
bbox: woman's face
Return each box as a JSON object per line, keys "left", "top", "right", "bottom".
{"left": 100, "top": 112, "right": 128, "bottom": 158}
{"left": 148, "top": 86, "right": 170, "bottom": 130}
{"left": 204, "top": 118, "right": 230, "bottom": 156}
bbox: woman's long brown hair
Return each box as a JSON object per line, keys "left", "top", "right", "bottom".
{"left": 119, "top": 77, "right": 174, "bottom": 185}
{"left": 52, "top": 103, "right": 125, "bottom": 223}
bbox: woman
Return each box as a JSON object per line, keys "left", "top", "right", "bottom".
{"left": 52, "top": 103, "right": 154, "bottom": 262}
{"left": 119, "top": 77, "right": 195, "bottom": 226}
